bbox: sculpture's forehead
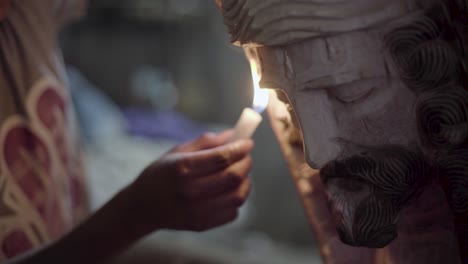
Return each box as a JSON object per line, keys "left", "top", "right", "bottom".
{"left": 250, "top": 30, "right": 396, "bottom": 91}
{"left": 221, "top": 0, "right": 440, "bottom": 46}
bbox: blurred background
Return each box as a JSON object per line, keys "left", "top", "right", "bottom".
{"left": 60, "top": 1, "right": 321, "bottom": 263}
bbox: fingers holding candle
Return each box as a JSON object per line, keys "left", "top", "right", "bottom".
{"left": 152, "top": 43, "right": 269, "bottom": 232}
{"left": 184, "top": 178, "right": 251, "bottom": 231}
{"left": 174, "top": 139, "right": 254, "bottom": 178}
{"left": 130, "top": 135, "right": 254, "bottom": 232}
{"left": 180, "top": 155, "right": 253, "bottom": 200}
{"left": 192, "top": 178, "right": 252, "bottom": 213}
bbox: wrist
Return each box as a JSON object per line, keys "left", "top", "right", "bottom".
{"left": 116, "top": 184, "right": 159, "bottom": 238}
{"left": 36, "top": 185, "right": 156, "bottom": 264}
{"left": 79, "top": 184, "right": 161, "bottom": 260}
{"left": 120, "top": 182, "right": 164, "bottom": 236}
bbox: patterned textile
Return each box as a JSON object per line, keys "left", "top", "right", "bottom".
{"left": 0, "top": 0, "right": 89, "bottom": 260}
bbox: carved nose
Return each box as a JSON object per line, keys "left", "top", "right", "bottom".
{"left": 306, "top": 155, "right": 320, "bottom": 170}
{"left": 304, "top": 140, "right": 341, "bottom": 169}
{"left": 293, "top": 90, "right": 341, "bottom": 169}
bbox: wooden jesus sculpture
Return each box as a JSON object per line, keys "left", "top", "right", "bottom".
{"left": 217, "top": 0, "right": 468, "bottom": 263}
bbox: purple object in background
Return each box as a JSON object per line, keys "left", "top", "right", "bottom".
{"left": 124, "top": 108, "right": 206, "bottom": 142}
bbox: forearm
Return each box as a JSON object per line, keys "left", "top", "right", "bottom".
{"left": 8, "top": 186, "right": 150, "bottom": 264}
{"left": 4, "top": 130, "right": 253, "bottom": 264}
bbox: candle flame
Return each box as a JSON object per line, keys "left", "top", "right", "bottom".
{"left": 250, "top": 60, "right": 270, "bottom": 113}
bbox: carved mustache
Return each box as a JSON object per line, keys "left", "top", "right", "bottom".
{"left": 321, "top": 146, "right": 431, "bottom": 205}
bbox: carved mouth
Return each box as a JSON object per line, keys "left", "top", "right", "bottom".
{"left": 320, "top": 159, "right": 359, "bottom": 184}
{"left": 320, "top": 159, "right": 400, "bottom": 248}
{"left": 325, "top": 184, "right": 398, "bottom": 248}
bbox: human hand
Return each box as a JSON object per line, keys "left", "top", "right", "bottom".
{"left": 126, "top": 130, "right": 254, "bottom": 234}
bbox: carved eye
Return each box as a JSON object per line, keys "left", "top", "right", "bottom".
{"left": 331, "top": 86, "right": 375, "bottom": 105}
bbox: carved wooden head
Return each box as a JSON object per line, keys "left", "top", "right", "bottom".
{"left": 219, "top": 0, "right": 468, "bottom": 250}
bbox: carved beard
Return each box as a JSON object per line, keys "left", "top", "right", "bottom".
{"left": 320, "top": 146, "right": 431, "bottom": 248}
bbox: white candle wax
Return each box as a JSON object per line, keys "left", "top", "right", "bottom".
{"left": 230, "top": 108, "right": 263, "bottom": 141}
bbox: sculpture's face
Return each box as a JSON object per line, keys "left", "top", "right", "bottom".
{"left": 251, "top": 15, "right": 430, "bottom": 248}
{"left": 267, "top": 26, "right": 420, "bottom": 169}
{"left": 302, "top": 38, "right": 414, "bottom": 243}
{"left": 220, "top": 0, "right": 468, "bottom": 248}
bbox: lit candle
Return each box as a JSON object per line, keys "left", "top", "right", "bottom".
{"left": 230, "top": 60, "right": 270, "bottom": 141}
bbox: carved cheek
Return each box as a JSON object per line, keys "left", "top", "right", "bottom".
{"left": 292, "top": 90, "right": 341, "bottom": 169}
{"left": 377, "top": 85, "right": 418, "bottom": 145}
{"left": 334, "top": 80, "right": 418, "bottom": 149}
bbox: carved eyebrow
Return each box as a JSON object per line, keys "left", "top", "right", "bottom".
{"left": 298, "top": 77, "right": 389, "bottom": 92}
{"left": 296, "top": 71, "right": 369, "bottom": 91}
